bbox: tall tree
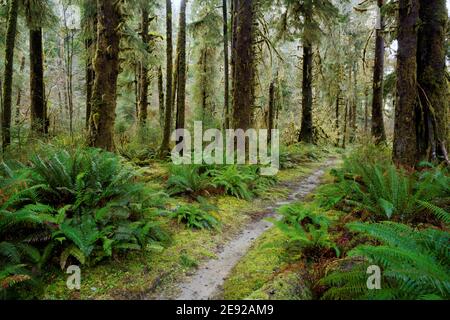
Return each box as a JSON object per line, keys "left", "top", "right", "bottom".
{"left": 393, "top": 0, "right": 420, "bottom": 167}
{"left": 158, "top": 66, "right": 165, "bottom": 128}
{"left": 371, "top": 0, "right": 387, "bottom": 144}
{"left": 232, "top": 0, "right": 256, "bottom": 130}
{"left": 298, "top": 1, "right": 314, "bottom": 143}
{"left": 279, "top": 0, "right": 339, "bottom": 143}
{"left": 138, "top": 6, "right": 150, "bottom": 126}
{"left": 29, "top": 28, "right": 46, "bottom": 135}
{"left": 222, "top": 0, "right": 230, "bottom": 129}
{"left": 175, "top": 0, "right": 187, "bottom": 142}
{"left": 87, "top": 0, "right": 124, "bottom": 151}
{"left": 159, "top": 0, "right": 173, "bottom": 157}
{"left": 416, "top": 0, "right": 449, "bottom": 163}
{"left": 25, "top": 0, "right": 56, "bottom": 136}
{"left": 83, "top": 0, "right": 97, "bottom": 129}
{"left": 1, "top": 0, "right": 20, "bottom": 150}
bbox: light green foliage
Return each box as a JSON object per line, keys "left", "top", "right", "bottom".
{"left": 274, "top": 203, "right": 340, "bottom": 258}
{"left": 170, "top": 198, "right": 220, "bottom": 230}
{"left": 210, "top": 165, "right": 254, "bottom": 200}
{"left": 326, "top": 147, "right": 449, "bottom": 222}
{"left": 167, "top": 163, "right": 277, "bottom": 201}
{"left": 167, "top": 164, "right": 211, "bottom": 196}
{"left": 0, "top": 147, "right": 168, "bottom": 296}
{"left": 322, "top": 222, "right": 450, "bottom": 300}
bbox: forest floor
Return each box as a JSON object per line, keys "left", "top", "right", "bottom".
{"left": 39, "top": 150, "right": 340, "bottom": 300}
{"left": 164, "top": 159, "right": 338, "bottom": 300}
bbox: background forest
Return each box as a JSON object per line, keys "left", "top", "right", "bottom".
{"left": 0, "top": 0, "right": 449, "bottom": 300}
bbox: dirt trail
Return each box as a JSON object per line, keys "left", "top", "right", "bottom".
{"left": 169, "top": 159, "right": 337, "bottom": 300}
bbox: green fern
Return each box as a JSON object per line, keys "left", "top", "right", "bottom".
{"left": 273, "top": 203, "right": 340, "bottom": 259}
{"left": 321, "top": 222, "right": 450, "bottom": 300}
{"left": 170, "top": 203, "right": 220, "bottom": 230}
{"left": 167, "top": 164, "right": 211, "bottom": 196}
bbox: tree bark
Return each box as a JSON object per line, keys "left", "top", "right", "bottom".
{"left": 1, "top": 0, "right": 19, "bottom": 150}
{"left": 158, "top": 66, "right": 165, "bottom": 128}
{"left": 175, "top": 0, "right": 187, "bottom": 151}
{"left": 14, "top": 56, "right": 25, "bottom": 126}
{"left": 87, "top": 0, "right": 123, "bottom": 151}
{"left": 138, "top": 7, "right": 150, "bottom": 126}
{"left": 393, "top": 0, "right": 420, "bottom": 167}
{"left": 232, "top": 0, "right": 256, "bottom": 131}
{"left": 30, "top": 28, "right": 47, "bottom": 136}
{"left": 85, "top": 11, "right": 97, "bottom": 130}
{"left": 223, "top": 0, "right": 230, "bottom": 129}
{"left": 267, "top": 80, "right": 276, "bottom": 143}
{"left": 299, "top": 3, "right": 314, "bottom": 143}
{"left": 416, "top": 0, "right": 449, "bottom": 163}
{"left": 159, "top": 0, "right": 173, "bottom": 157}
{"left": 371, "top": 0, "right": 387, "bottom": 144}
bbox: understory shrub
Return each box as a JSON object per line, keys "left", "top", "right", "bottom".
{"left": 169, "top": 198, "right": 220, "bottom": 230}
{"left": 323, "top": 152, "right": 449, "bottom": 222}
{"left": 273, "top": 203, "right": 340, "bottom": 260}
{"left": 0, "top": 147, "right": 167, "bottom": 297}
{"left": 321, "top": 222, "right": 450, "bottom": 300}
{"left": 166, "top": 163, "right": 277, "bottom": 201}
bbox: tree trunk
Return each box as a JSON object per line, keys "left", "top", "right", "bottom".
{"left": 85, "top": 31, "right": 96, "bottom": 129}
{"left": 299, "top": 3, "right": 314, "bottom": 143}
{"left": 158, "top": 66, "right": 165, "bottom": 128}
{"left": 335, "top": 89, "right": 340, "bottom": 146}
{"left": 342, "top": 102, "right": 348, "bottom": 149}
{"left": 175, "top": 0, "right": 187, "bottom": 137}
{"left": 138, "top": 8, "right": 150, "bottom": 126}
{"left": 223, "top": 0, "right": 230, "bottom": 129}
{"left": 364, "top": 88, "right": 369, "bottom": 133}
{"left": 267, "top": 80, "right": 276, "bottom": 143}
{"left": 371, "top": 0, "right": 387, "bottom": 144}
{"left": 14, "top": 56, "right": 25, "bottom": 126}
{"left": 350, "top": 62, "right": 358, "bottom": 143}
{"left": 232, "top": 0, "right": 256, "bottom": 131}
{"left": 87, "top": 0, "right": 123, "bottom": 151}
{"left": 416, "top": 0, "right": 449, "bottom": 163}
{"left": 1, "top": 0, "right": 19, "bottom": 150}
{"left": 30, "top": 28, "right": 47, "bottom": 136}
{"left": 393, "top": 0, "right": 420, "bottom": 167}
{"left": 159, "top": 0, "right": 173, "bottom": 157}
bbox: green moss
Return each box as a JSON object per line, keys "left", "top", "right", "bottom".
{"left": 222, "top": 228, "right": 289, "bottom": 300}
{"left": 246, "top": 271, "right": 312, "bottom": 300}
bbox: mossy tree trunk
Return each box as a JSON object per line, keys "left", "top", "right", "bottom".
{"left": 232, "top": 0, "right": 256, "bottom": 131}
{"left": 267, "top": 80, "right": 276, "bottom": 143}
{"left": 1, "top": 0, "right": 19, "bottom": 150}
{"left": 371, "top": 0, "right": 387, "bottom": 144}
{"left": 416, "top": 0, "right": 449, "bottom": 163}
{"left": 158, "top": 66, "right": 165, "bottom": 128}
{"left": 298, "top": 3, "right": 314, "bottom": 144}
{"left": 138, "top": 7, "right": 149, "bottom": 126}
{"left": 87, "top": 0, "right": 123, "bottom": 151}
{"left": 30, "top": 28, "right": 47, "bottom": 136}
{"left": 393, "top": 0, "right": 420, "bottom": 168}
{"left": 159, "top": 0, "right": 173, "bottom": 158}
{"left": 175, "top": 0, "right": 187, "bottom": 143}
{"left": 85, "top": 10, "right": 97, "bottom": 130}
{"left": 174, "top": 0, "right": 187, "bottom": 154}
{"left": 223, "top": 0, "right": 230, "bottom": 129}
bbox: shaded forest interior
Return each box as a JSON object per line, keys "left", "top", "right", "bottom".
{"left": 0, "top": 0, "right": 449, "bottom": 300}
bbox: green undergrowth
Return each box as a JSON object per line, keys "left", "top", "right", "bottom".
{"left": 223, "top": 228, "right": 308, "bottom": 300}
{"left": 36, "top": 148, "right": 331, "bottom": 299}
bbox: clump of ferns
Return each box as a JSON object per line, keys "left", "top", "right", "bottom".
{"left": 320, "top": 222, "right": 450, "bottom": 300}
{"left": 317, "top": 159, "right": 449, "bottom": 224}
